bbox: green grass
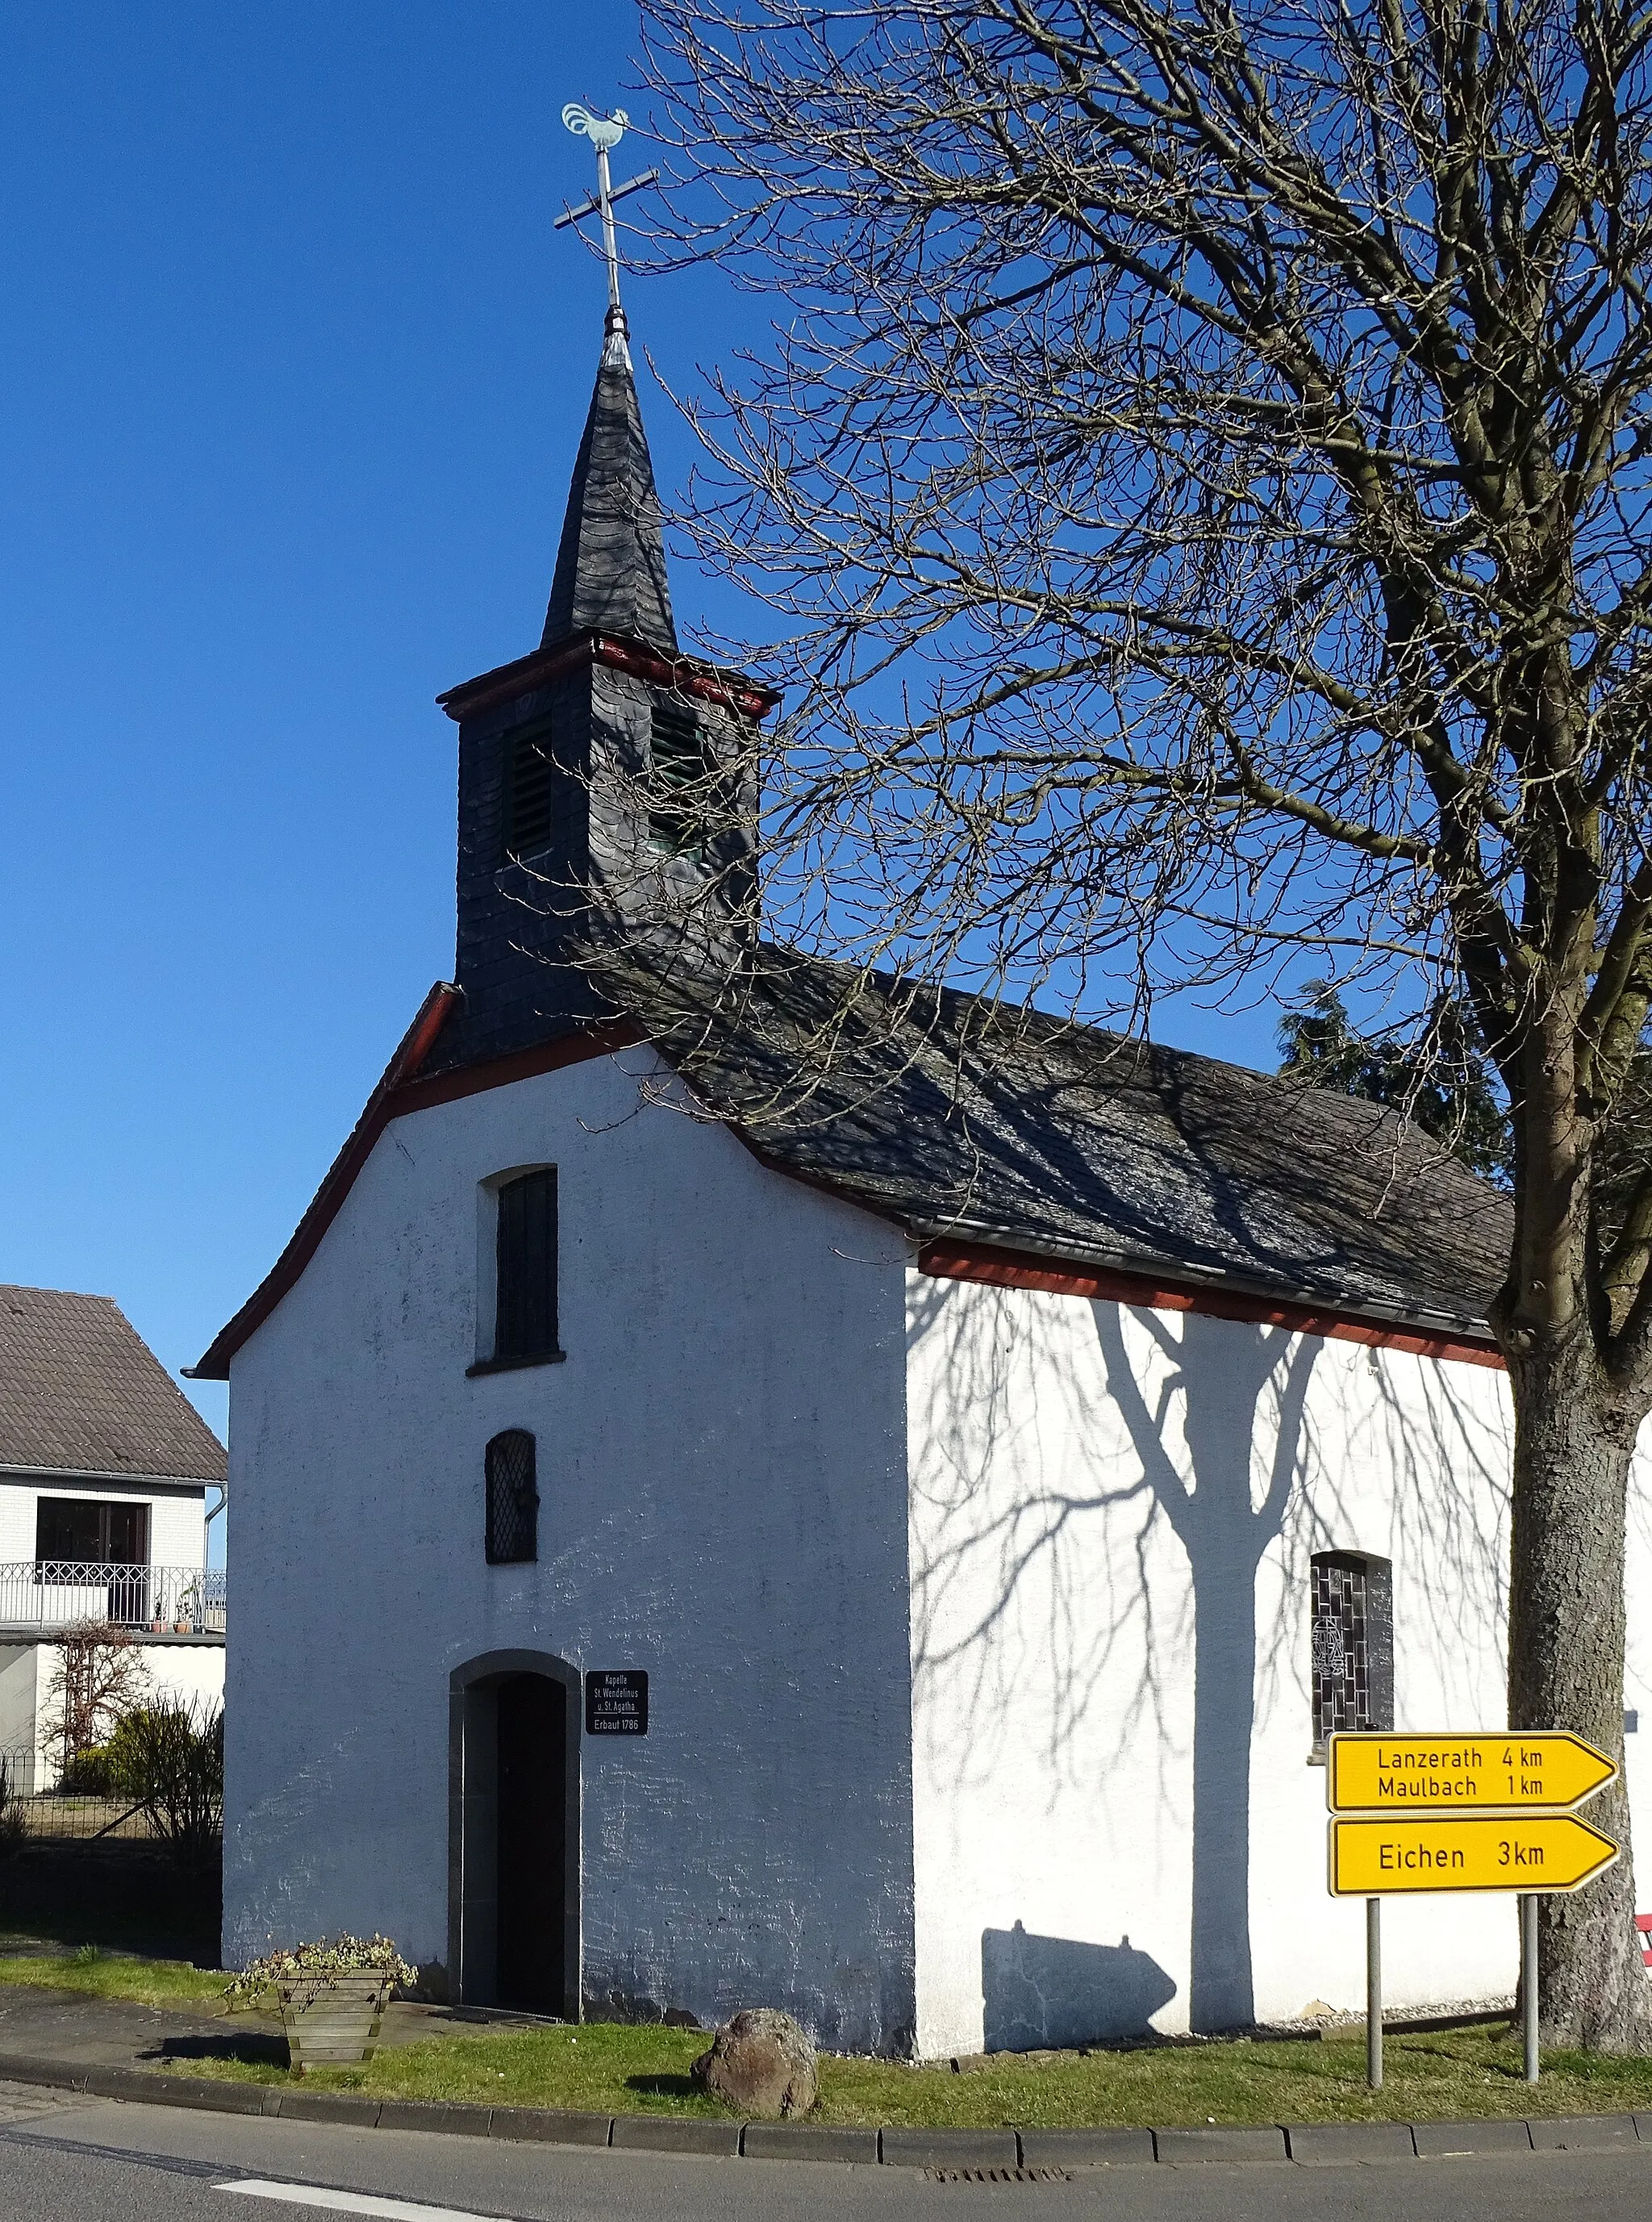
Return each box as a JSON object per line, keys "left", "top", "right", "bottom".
{"left": 0, "top": 1944, "right": 227, "bottom": 2007}
{"left": 6, "top": 1947, "right": 1646, "bottom": 2128}
{"left": 162, "top": 2019, "right": 1652, "bottom": 2128}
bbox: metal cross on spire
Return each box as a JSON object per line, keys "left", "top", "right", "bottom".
{"left": 557, "top": 105, "right": 659, "bottom": 365}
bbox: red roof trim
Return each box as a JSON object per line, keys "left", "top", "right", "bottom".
{"left": 916, "top": 1238, "right": 1506, "bottom": 1370}
{"left": 190, "top": 995, "right": 645, "bottom": 1380}
{"left": 386, "top": 1018, "right": 647, "bottom": 1121}
{"left": 436, "top": 633, "right": 780, "bottom": 725}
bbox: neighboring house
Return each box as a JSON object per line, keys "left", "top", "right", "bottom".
{"left": 194, "top": 301, "right": 1652, "bottom": 2055}
{"left": 1, "top": 1285, "right": 226, "bottom": 1790}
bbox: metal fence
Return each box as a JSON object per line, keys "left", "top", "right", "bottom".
{"left": 0, "top": 1562, "right": 226, "bottom": 1635}
{"left": 0, "top": 1746, "right": 168, "bottom": 1841}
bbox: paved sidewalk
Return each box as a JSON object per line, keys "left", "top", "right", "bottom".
{"left": 0, "top": 1983, "right": 471, "bottom": 2076}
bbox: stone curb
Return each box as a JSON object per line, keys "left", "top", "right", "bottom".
{"left": 741, "top": 2122, "right": 879, "bottom": 2164}
{"left": 1154, "top": 2124, "right": 1288, "bottom": 2164}
{"left": 0, "top": 2054, "right": 1646, "bottom": 2171}
{"left": 1286, "top": 2122, "right": 1418, "bottom": 2163}
{"left": 1020, "top": 2127, "right": 1156, "bottom": 2170}
{"left": 1414, "top": 2118, "right": 1535, "bottom": 2157}
{"left": 880, "top": 2128, "right": 1020, "bottom": 2170}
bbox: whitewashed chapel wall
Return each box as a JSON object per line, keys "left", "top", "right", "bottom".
{"left": 903, "top": 1274, "right": 1652, "bottom": 2058}
{"left": 223, "top": 1050, "right": 917, "bottom": 2050}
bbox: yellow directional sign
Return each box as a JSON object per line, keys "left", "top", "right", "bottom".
{"left": 1329, "top": 1814, "right": 1620, "bottom": 1896}
{"left": 1327, "top": 1731, "right": 1616, "bottom": 1815}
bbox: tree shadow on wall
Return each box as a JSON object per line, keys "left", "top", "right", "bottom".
{"left": 982, "top": 1919, "right": 1177, "bottom": 2051}
{"left": 1091, "top": 1306, "right": 1317, "bottom": 2033}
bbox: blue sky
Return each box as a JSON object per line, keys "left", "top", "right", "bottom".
{"left": 0, "top": 3, "right": 1280, "bottom": 1496}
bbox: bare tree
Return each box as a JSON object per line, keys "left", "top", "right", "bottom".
{"left": 46, "top": 1619, "right": 151, "bottom": 1777}
{"left": 622, "top": 0, "right": 1652, "bottom": 2044}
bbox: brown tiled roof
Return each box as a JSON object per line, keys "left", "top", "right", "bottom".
{"left": 0, "top": 1284, "right": 225, "bottom": 1482}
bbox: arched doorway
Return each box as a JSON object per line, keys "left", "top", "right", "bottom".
{"left": 448, "top": 1651, "right": 579, "bottom": 2015}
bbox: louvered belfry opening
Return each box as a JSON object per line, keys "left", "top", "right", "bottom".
{"left": 494, "top": 1168, "right": 559, "bottom": 1362}
{"left": 648, "top": 699, "right": 710, "bottom": 858}
{"left": 503, "top": 720, "right": 557, "bottom": 862}
{"left": 1310, "top": 1550, "right": 1395, "bottom": 1750}
{"left": 485, "top": 1429, "right": 539, "bottom": 1564}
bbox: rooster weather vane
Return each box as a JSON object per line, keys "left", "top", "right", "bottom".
{"left": 557, "top": 104, "right": 658, "bottom": 361}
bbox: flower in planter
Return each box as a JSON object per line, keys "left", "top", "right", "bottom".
{"left": 224, "top": 1933, "right": 416, "bottom": 2010}
{"left": 225, "top": 1934, "right": 418, "bottom": 2074}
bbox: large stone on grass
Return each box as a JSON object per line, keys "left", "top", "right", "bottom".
{"left": 690, "top": 2007, "right": 818, "bottom": 2118}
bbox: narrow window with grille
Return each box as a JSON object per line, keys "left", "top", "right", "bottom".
{"left": 1310, "top": 1550, "right": 1394, "bottom": 1752}
{"left": 503, "top": 720, "right": 557, "bottom": 861}
{"left": 649, "top": 700, "right": 710, "bottom": 857}
{"left": 485, "top": 1429, "right": 539, "bottom": 1564}
{"left": 494, "top": 1167, "right": 560, "bottom": 1363}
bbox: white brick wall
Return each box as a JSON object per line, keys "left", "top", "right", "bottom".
{"left": 905, "top": 1274, "right": 1652, "bottom": 2053}
{"left": 223, "top": 1049, "right": 917, "bottom": 2050}
{"left": 0, "top": 1476, "right": 207, "bottom": 1569}
{"left": 218, "top": 1039, "right": 1652, "bottom": 2059}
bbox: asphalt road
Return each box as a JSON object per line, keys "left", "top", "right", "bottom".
{"left": 3, "top": 2082, "right": 1650, "bottom": 2222}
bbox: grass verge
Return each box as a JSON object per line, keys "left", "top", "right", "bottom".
{"left": 0, "top": 1944, "right": 227, "bottom": 2007}
{"left": 161, "top": 2019, "right": 1652, "bottom": 2128}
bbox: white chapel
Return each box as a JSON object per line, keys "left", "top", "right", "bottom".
{"left": 195, "top": 259, "right": 1652, "bottom": 2057}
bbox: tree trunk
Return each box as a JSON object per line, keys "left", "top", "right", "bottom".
{"left": 1507, "top": 1334, "right": 1652, "bottom": 2049}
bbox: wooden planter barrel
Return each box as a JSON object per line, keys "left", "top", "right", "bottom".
{"left": 275, "top": 1973, "right": 390, "bottom": 2070}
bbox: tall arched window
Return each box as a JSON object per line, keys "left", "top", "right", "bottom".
{"left": 494, "top": 1167, "right": 558, "bottom": 1363}
{"left": 485, "top": 1430, "right": 539, "bottom": 1564}
{"left": 1310, "top": 1550, "right": 1394, "bottom": 1752}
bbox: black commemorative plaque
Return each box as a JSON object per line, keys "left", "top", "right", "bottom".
{"left": 585, "top": 1669, "right": 649, "bottom": 1736}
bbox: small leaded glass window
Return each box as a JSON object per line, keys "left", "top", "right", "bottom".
{"left": 485, "top": 1430, "right": 539, "bottom": 1564}
{"left": 1310, "top": 1550, "right": 1394, "bottom": 1751}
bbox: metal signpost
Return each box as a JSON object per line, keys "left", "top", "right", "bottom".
{"left": 1325, "top": 1731, "right": 1618, "bottom": 2089}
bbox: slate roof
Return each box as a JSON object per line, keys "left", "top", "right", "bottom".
{"left": 0, "top": 1284, "right": 226, "bottom": 1481}
{"left": 541, "top": 336, "right": 678, "bottom": 655}
{"left": 194, "top": 947, "right": 1512, "bottom": 1381}
{"left": 615, "top": 950, "right": 1512, "bottom": 1337}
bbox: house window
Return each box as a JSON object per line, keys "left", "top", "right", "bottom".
{"left": 1310, "top": 1550, "right": 1394, "bottom": 1752}
{"left": 649, "top": 700, "right": 710, "bottom": 858}
{"left": 503, "top": 720, "right": 557, "bottom": 861}
{"left": 35, "top": 1498, "right": 149, "bottom": 1567}
{"left": 485, "top": 1430, "right": 539, "bottom": 1564}
{"left": 494, "top": 1167, "right": 560, "bottom": 1364}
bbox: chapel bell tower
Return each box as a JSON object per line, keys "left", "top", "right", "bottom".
{"left": 430, "top": 113, "right": 775, "bottom": 1075}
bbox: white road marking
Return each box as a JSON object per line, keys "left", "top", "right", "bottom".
{"left": 218, "top": 2181, "right": 514, "bottom": 2222}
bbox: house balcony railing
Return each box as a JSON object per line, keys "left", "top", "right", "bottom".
{"left": 0, "top": 1562, "right": 226, "bottom": 1636}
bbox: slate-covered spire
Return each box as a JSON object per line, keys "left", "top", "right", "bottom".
{"left": 541, "top": 311, "right": 678, "bottom": 656}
